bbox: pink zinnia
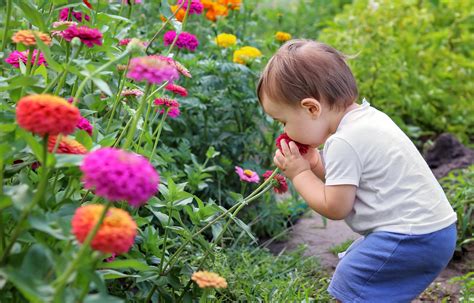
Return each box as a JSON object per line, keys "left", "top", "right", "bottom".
{"left": 235, "top": 166, "right": 260, "bottom": 183}
{"left": 119, "top": 38, "right": 131, "bottom": 46}
{"left": 177, "top": 0, "right": 204, "bottom": 14}
{"left": 127, "top": 56, "right": 179, "bottom": 85}
{"left": 262, "top": 170, "right": 288, "bottom": 194}
{"left": 163, "top": 31, "right": 199, "bottom": 52}
{"left": 80, "top": 148, "right": 160, "bottom": 207}
{"left": 121, "top": 89, "right": 144, "bottom": 97}
{"left": 154, "top": 97, "right": 181, "bottom": 118}
{"left": 5, "top": 50, "right": 47, "bottom": 68}
{"left": 62, "top": 25, "right": 103, "bottom": 48}
{"left": 165, "top": 83, "right": 188, "bottom": 97}
{"left": 77, "top": 116, "right": 93, "bottom": 136}
{"left": 275, "top": 133, "right": 309, "bottom": 155}
{"left": 59, "top": 8, "right": 90, "bottom": 22}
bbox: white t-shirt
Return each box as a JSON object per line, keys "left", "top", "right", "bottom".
{"left": 322, "top": 99, "right": 457, "bottom": 235}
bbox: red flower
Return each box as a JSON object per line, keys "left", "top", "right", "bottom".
{"left": 165, "top": 83, "right": 188, "bottom": 97}
{"left": 16, "top": 94, "right": 81, "bottom": 136}
{"left": 263, "top": 170, "right": 288, "bottom": 194}
{"left": 275, "top": 133, "right": 309, "bottom": 155}
{"left": 83, "top": 0, "right": 93, "bottom": 9}
{"left": 48, "top": 136, "right": 88, "bottom": 154}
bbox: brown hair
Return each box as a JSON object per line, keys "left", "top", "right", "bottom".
{"left": 257, "top": 39, "right": 358, "bottom": 110}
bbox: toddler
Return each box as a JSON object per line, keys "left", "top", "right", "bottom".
{"left": 257, "top": 39, "right": 457, "bottom": 302}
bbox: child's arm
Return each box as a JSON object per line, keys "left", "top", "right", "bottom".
{"left": 275, "top": 140, "right": 356, "bottom": 220}
{"left": 303, "top": 148, "right": 326, "bottom": 181}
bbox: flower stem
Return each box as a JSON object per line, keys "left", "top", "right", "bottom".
{"left": 55, "top": 44, "right": 83, "bottom": 96}
{"left": 149, "top": 108, "right": 169, "bottom": 162}
{"left": 1, "top": 0, "right": 13, "bottom": 52}
{"left": 123, "top": 83, "right": 152, "bottom": 149}
{"left": 0, "top": 135, "right": 50, "bottom": 264}
{"left": 105, "top": 55, "right": 131, "bottom": 132}
{"left": 25, "top": 46, "right": 35, "bottom": 75}
{"left": 52, "top": 200, "right": 112, "bottom": 300}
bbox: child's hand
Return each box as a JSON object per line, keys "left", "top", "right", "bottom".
{"left": 274, "top": 140, "right": 311, "bottom": 180}
{"left": 302, "top": 147, "right": 321, "bottom": 171}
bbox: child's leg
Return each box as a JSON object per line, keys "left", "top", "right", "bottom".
{"left": 327, "top": 223, "right": 456, "bottom": 303}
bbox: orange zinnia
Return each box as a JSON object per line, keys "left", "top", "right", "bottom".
{"left": 48, "top": 136, "right": 88, "bottom": 154}
{"left": 12, "top": 30, "right": 52, "bottom": 46}
{"left": 16, "top": 94, "right": 81, "bottom": 137}
{"left": 191, "top": 271, "right": 228, "bottom": 288}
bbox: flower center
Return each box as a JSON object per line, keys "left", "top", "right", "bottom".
{"left": 243, "top": 169, "right": 253, "bottom": 177}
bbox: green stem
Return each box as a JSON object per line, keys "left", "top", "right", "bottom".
{"left": 123, "top": 83, "right": 152, "bottom": 149}
{"left": 161, "top": 169, "right": 278, "bottom": 275}
{"left": 52, "top": 200, "right": 112, "bottom": 301}
{"left": 149, "top": 108, "right": 169, "bottom": 162}
{"left": 0, "top": 135, "right": 50, "bottom": 264}
{"left": 105, "top": 55, "right": 131, "bottom": 132}
{"left": 73, "top": 51, "right": 131, "bottom": 105}
{"left": 55, "top": 44, "right": 83, "bottom": 96}
{"left": 158, "top": 206, "right": 173, "bottom": 274}
{"left": 1, "top": 0, "right": 13, "bottom": 52}
{"left": 112, "top": 117, "right": 133, "bottom": 147}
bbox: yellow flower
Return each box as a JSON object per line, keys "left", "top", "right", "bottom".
{"left": 215, "top": 33, "right": 237, "bottom": 48}
{"left": 275, "top": 31, "right": 292, "bottom": 42}
{"left": 233, "top": 46, "right": 262, "bottom": 65}
{"left": 191, "top": 271, "right": 228, "bottom": 288}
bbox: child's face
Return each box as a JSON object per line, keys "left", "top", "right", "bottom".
{"left": 261, "top": 95, "right": 332, "bottom": 148}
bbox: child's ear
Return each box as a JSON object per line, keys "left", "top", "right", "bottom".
{"left": 300, "top": 98, "right": 321, "bottom": 118}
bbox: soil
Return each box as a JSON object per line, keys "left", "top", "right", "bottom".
{"left": 265, "top": 212, "right": 474, "bottom": 302}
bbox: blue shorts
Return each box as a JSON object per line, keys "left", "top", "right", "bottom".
{"left": 328, "top": 223, "right": 457, "bottom": 303}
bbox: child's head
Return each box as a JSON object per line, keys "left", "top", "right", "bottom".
{"left": 257, "top": 39, "right": 359, "bottom": 147}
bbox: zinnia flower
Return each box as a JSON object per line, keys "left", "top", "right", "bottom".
{"left": 275, "top": 31, "right": 292, "bottom": 42}
{"left": 165, "top": 83, "right": 187, "bottom": 97}
{"left": 235, "top": 166, "right": 260, "bottom": 183}
{"left": 77, "top": 116, "right": 93, "bottom": 136}
{"left": 154, "top": 97, "right": 181, "bottom": 118}
{"left": 191, "top": 271, "right": 228, "bottom": 288}
{"left": 177, "top": 0, "right": 204, "bottom": 14}
{"left": 12, "top": 30, "right": 52, "bottom": 46}
{"left": 16, "top": 94, "right": 81, "bottom": 136}
{"left": 71, "top": 204, "right": 137, "bottom": 254}
{"left": 167, "top": 5, "right": 187, "bottom": 22}
{"left": 275, "top": 133, "right": 309, "bottom": 155}
{"left": 174, "top": 60, "right": 192, "bottom": 78}
{"left": 121, "top": 88, "right": 144, "bottom": 97}
{"left": 204, "top": 2, "right": 228, "bottom": 21}
{"left": 80, "top": 148, "right": 160, "bottom": 207}
{"left": 62, "top": 25, "right": 103, "bottom": 48}
{"left": 5, "top": 50, "right": 47, "bottom": 68}
{"left": 215, "top": 33, "right": 237, "bottom": 48}
{"left": 218, "top": 0, "right": 241, "bottom": 10}
{"left": 48, "top": 135, "right": 88, "bottom": 154}
{"left": 233, "top": 46, "right": 262, "bottom": 65}
{"left": 262, "top": 170, "right": 288, "bottom": 194}
{"left": 59, "top": 7, "right": 91, "bottom": 22}
{"left": 163, "top": 31, "right": 199, "bottom": 52}
{"left": 127, "top": 55, "right": 180, "bottom": 85}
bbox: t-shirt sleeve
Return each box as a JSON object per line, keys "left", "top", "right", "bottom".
{"left": 323, "top": 137, "right": 362, "bottom": 186}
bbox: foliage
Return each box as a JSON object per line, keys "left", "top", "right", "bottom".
{"left": 440, "top": 165, "right": 474, "bottom": 252}
{"left": 320, "top": 0, "right": 474, "bottom": 145}
{"left": 329, "top": 239, "right": 354, "bottom": 256}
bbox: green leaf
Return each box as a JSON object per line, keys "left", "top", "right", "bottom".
{"left": 54, "top": 154, "right": 84, "bottom": 168}
{"left": 0, "top": 194, "right": 13, "bottom": 211}
{"left": 98, "top": 259, "right": 153, "bottom": 272}
{"left": 91, "top": 77, "right": 113, "bottom": 96}
{"left": 4, "top": 184, "right": 33, "bottom": 211}
{"left": 98, "top": 269, "right": 140, "bottom": 280}
{"left": 83, "top": 293, "right": 124, "bottom": 303}
{"left": 17, "top": 129, "right": 43, "bottom": 160}
{"left": 16, "top": 1, "right": 46, "bottom": 31}
{"left": 75, "top": 130, "right": 93, "bottom": 150}
{"left": 35, "top": 37, "right": 62, "bottom": 72}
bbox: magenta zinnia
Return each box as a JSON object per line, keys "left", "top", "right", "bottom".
{"left": 262, "top": 170, "right": 288, "bottom": 194}
{"left": 80, "top": 148, "right": 160, "bottom": 207}
{"left": 127, "top": 55, "right": 180, "bottom": 85}
{"left": 62, "top": 25, "right": 103, "bottom": 48}
{"left": 177, "top": 0, "right": 204, "bottom": 14}
{"left": 5, "top": 50, "right": 47, "bottom": 68}
{"left": 163, "top": 31, "right": 199, "bottom": 52}
{"left": 77, "top": 116, "right": 93, "bottom": 136}
{"left": 154, "top": 97, "right": 181, "bottom": 118}
{"left": 235, "top": 166, "right": 260, "bottom": 183}
{"left": 59, "top": 7, "right": 90, "bottom": 22}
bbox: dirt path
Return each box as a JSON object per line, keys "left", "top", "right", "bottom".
{"left": 266, "top": 211, "right": 468, "bottom": 302}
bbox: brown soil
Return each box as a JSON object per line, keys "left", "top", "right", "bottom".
{"left": 265, "top": 212, "right": 474, "bottom": 302}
